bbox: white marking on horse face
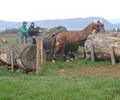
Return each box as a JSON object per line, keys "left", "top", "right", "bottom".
{"left": 92, "top": 29, "right": 96, "bottom": 34}
{"left": 56, "top": 42, "right": 60, "bottom": 46}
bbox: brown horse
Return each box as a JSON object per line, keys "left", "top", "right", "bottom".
{"left": 49, "top": 21, "right": 105, "bottom": 62}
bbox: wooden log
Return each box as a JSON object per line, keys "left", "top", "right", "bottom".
{"left": 85, "top": 33, "right": 120, "bottom": 61}
{"left": 109, "top": 45, "right": 116, "bottom": 65}
{"left": 36, "top": 37, "right": 44, "bottom": 74}
{"left": 0, "top": 43, "right": 46, "bottom": 71}
{"left": 90, "top": 43, "right": 95, "bottom": 62}
{"left": 11, "top": 51, "right": 14, "bottom": 72}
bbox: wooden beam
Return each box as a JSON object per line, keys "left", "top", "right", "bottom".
{"left": 90, "top": 43, "right": 95, "bottom": 62}
{"left": 11, "top": 51, "right": 14, "bottom": 72}
{"left": 109, "top": 45, "right": 116, "bottom": 66}
{"left": 36, "top": 37, "right": 44, "bottom": 74}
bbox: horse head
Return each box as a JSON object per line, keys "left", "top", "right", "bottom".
{"left": 84, "top": 21, "right": 105, "bottom": 34}
{"left": 92, "top": 21, "right": 105, "bottom": 33}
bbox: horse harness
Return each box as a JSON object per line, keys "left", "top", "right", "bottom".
{"left": 73, "top": 32, "right": 87, "bottom": 45}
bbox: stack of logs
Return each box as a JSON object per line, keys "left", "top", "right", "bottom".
{"left": 85, "top": 32, "right": 120, "bottom": 65}
{"left": 0, "top": 42, "right": 46, "bottom": 71}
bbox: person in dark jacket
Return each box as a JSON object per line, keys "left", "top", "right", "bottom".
{"left": 28, "top": 22, "right": 39, "bottom": 44}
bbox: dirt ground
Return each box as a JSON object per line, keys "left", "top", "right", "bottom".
{"left": 58, "top": 65, "right": 120, "bottom": 78}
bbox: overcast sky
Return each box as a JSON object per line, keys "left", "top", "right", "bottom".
{"left": 0, "top": 0, "right": 119, "bottom": 22}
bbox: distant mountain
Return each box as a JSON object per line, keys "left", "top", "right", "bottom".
{"left": 0, "top": 20, "right": 21, "bottom": 31}
{"left": 114, "top": 23, "right": 120, "bottom": 29}
{"left": 108, "top": 18, "right": 120, "bottom": 24}
{"left": 108, "top": 18, "right": 120, "bottom": 29}
{"left": 0, "top": 17, "right": 118, "bottom": 31}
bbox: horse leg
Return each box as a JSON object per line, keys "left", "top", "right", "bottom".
{"left": 69, "top": 52, "right": 75, "bottom": 60}
{"left": 69, "top": 52, "right": 72, "bottom": 59}
{"left": 48, "top": 46, "right": 56, "bottom": 61}
{"left": 48, "top": 51, "right": 56, "bottom": 62}
{"left": 82, "top": 46, "right": 86, "bottom": 59}
{"left": 60, "top": 47, "right": 69, "bottom": 62}
{"left": 69, "top": 52, "right": 74, "bottom": 60}
{"left": 48, "top": 48, "right": 57, "bottom": 62}
{"left": 71, "top": 52, "right": 75, "bottom": 60}
{"left": 63, "top": 55, "right": 67, "bottom": 62}
{"left": 52, "top": 54, "right": 56, "bottom": 63}
{"left": 68, "top": 44, "right": 75, "bottom": 60}
{"left": 52, "top": 46, "right": 61, "bottom": 62}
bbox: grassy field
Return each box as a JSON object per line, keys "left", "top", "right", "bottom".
{"left": 0, "top": 34, "right": 19, "bottom": 44}
{"left": 0, "top": 61, "right": 120, "bottom": 100}
{"left": 0, "top": 36, "right": 120, "bottom": 100}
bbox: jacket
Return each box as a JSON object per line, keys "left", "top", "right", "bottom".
{"left": 28, "top": 26, "right": 39, "bottom": 36}
{"left": 20, "top": 26, "right": 28, "bottom": 37}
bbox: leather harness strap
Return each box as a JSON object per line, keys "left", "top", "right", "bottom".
{"left": 74, "top": 32, "right": 86, "bottom": 43}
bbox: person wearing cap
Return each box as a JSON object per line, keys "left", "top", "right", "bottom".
{"left": 28, "top": 22, "right": 39, "bottom": 44}
{"left": 20, "top": 21, "right": 28, "bottom": 43}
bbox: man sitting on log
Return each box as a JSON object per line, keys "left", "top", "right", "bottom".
{"left": 28, "top": 22, "right": 40, "bottom": 44}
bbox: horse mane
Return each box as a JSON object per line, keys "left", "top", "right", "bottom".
{"left": 84, "top": 22, "right": 94, "bottom": 30}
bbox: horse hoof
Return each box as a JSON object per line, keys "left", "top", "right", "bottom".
{"left": 82, "top": 56, "right": 85, "bottom": 59}
{"left": 66, "top": 60, "right": 70, "bottom": 62}
{"left": 70, "top": 58, "right": 74, "bottom": 60}
{"left": 52, "top": 60, "right": 55, "bottom": 63}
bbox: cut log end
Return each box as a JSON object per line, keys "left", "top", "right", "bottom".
{"left": 0, "top": 44, "right": 46, "bottom": 71}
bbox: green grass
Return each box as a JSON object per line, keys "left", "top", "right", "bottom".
{"left": 0, "top": 68, "right": 120, "bottom": 100}
{"left": 0, "top": 60, "right": 120, "bottom": 100}
{"left": 5, "top": 37, "right": 20, "bottom": 44}
{"left": 0, "top": 37, "right": 120, "bottom": 100}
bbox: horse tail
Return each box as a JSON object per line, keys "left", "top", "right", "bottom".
{"left": 48, "top": 35, "right": 57, "bottom": 60}
{"left": 51, "top": 36, "right": 56, "bottom": 50}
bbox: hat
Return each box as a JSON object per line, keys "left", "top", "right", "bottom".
{"left": 23, "top": 21, "right": 27, "bottom": 24}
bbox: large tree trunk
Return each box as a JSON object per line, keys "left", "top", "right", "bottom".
{"left": 0, "top": 44, "right": 46, "bottom": 71}
{"left": 84, "top": 32, "right": 120, "bottom": 61}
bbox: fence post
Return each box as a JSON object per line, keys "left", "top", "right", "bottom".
{"left": 11, "top": 51, "right": 14, "bottom": 72}
{"left": 109, "top": 45, "right": 116, "bottom": 66}
{"left": 90, "top": 43, "right": 95, "bottom": 62}
{"left": 36, "top": 37, "right": 44, "bottom": 74}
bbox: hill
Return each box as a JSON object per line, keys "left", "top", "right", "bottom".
{"left": 108, "top": 18, "right": 120, "bottom": 29}
{"left": 0, "top": 17, "right": 117, "bottom": 31}
{"left": 114, "top": 23, "right": 120, "bottom": 29}
{"left": 108, "top": 18, "right": 120, "bottom": 24}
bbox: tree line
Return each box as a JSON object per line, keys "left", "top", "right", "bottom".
{"left": 0, "top": 28, "right": 20, "bottom": 34}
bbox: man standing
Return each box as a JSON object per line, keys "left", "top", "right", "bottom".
{"left": 28, "top": 22, "right": 39, "bottom": 44}
{"left": 20, "top": 21, "right": 28, "bottom": 43}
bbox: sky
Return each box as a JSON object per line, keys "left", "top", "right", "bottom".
{"left": 0, "top": 0, "right": 120, "bottom": 22}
